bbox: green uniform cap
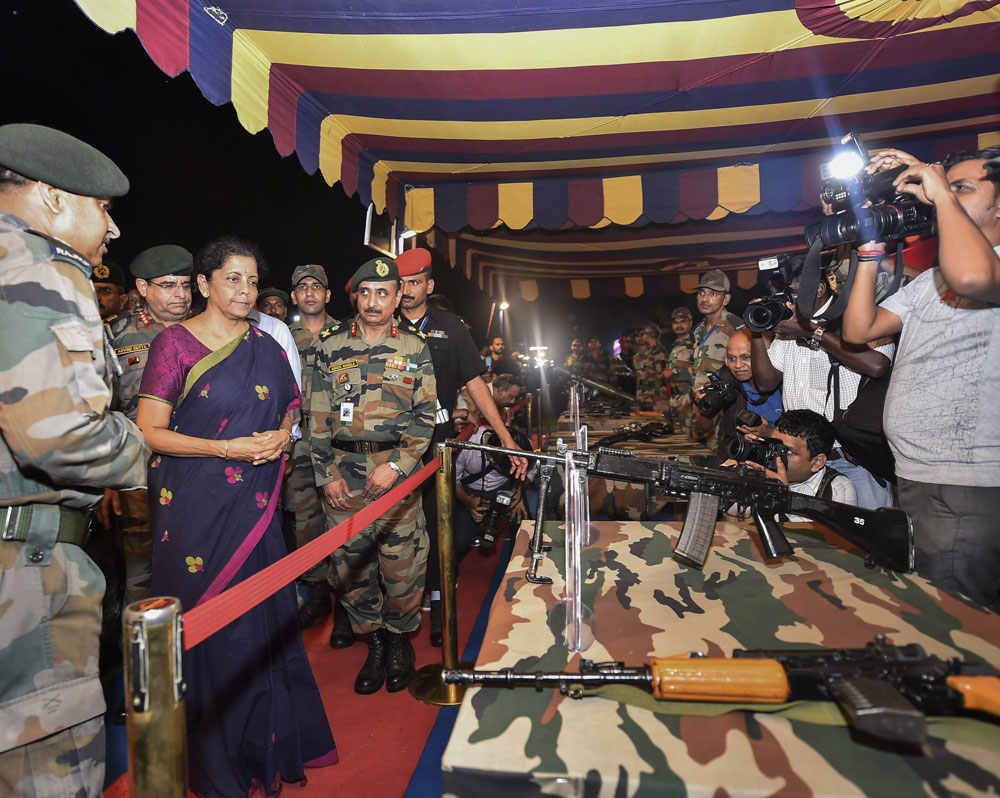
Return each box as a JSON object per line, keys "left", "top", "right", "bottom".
{"left": 130, "top": 245, "right": 193, "bottom": 280}
{"left": 292, "top": 263, "right": 329, "bottom": 288}
{"left": 91, "top": 259, "right": 125, "bottom": 289}
{"left": 671, "top": 306, "right": 693, "bottom": 320}
{"left": 0, "top": 123, "right": 129, "bottom": 198}
{"left": 350, "top": 256, "right": 400, "bottom": 292}
{"left": 257, "top": 288, "right": 291, "bottom": 305}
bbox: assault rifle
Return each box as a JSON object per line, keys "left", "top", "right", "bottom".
{"left": 552, "top": 364, "right": 635, "bottom": 406}
{"left": 445, "top": 440, "right": 914, "bottom": 572}
{"left": 598, "top": 421, "right": 673, "bottom": 447}
{"left": 443, "top": 636, "right": 1000, "bottom": 745}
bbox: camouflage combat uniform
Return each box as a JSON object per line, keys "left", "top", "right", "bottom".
{"left": 0, "top": 212, "right": 148, "bottom": 795}
{"left": 310, "top": 318, "right": 436, "bottom": 634}
{"left": 581, "top": 350, "right": 612, "bottom": 385}
{"left": 667, "top": 331, "right": 695, "bottom": 433}
{"left": 691, "top": 310, "right": 742, "bottom": 444}
{"left": 286, "top": 312, "right": 339, "bottom": 581}
{"left": 633, "top": 344, "right": 669, "bottom": 411}
{"left": 109, "top": 309, "right": 168, "bottom": 602}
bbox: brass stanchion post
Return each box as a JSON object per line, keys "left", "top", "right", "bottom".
{"left": 123, "top": 597, "right": 187, "bottom": 798}
{"left": 525, "top": 394, "right": 533, "bottom": 449}
{"left": 410, "top": 443, "right": 472, "bottom": 705}
{"left": 535, "top": 388, "right": 543, "bottom": 449}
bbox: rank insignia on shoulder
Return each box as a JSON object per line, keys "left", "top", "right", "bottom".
{"left": 139, "top": 311, "right": 151, "bottom": 327}
{"left": 390, "top": 322, "right": 397, "bottom": 338}
{"left": 319, "top": 324, "right": 340, "bottom": 340}
{"left": 351, "top": 321, "right": 358, "bottom": 337}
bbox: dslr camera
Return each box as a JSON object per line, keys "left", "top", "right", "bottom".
{"left": 805, "top": 132, "right": 933, "bottom": 249}
{"left": 743, "top": 254, "right": 798, "bottom": 333}
{"left": 723, "top": 434, "right": 790, "bottom": 470}
{"left": 696, "top": 371, "right": 740, "bottom": 416}
{"left": 474, "top": 488, "right": 516, "bottom": 548}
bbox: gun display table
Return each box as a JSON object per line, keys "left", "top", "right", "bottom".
{"left": 441, "top": 520, "right": 1000, "bottom": 797}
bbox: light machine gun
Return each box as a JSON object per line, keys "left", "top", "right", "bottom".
{"left": 552, "top": 364, "right": 636, "bottom": 407}
{"left": 443, "top": 636, "right": 1000, "bottom": 746}
{"left": 445, "top": 440, "right": 914, "bottom": 573}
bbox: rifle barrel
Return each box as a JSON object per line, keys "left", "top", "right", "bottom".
{"left": 442, "top": 667, "right": 653, "bottom": 691}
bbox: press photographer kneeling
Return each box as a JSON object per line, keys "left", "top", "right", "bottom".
{"left": 454, "top": 428, "right": 536, "bottom": 554}
{"left": 723, "top": 409, "right": 857, "bottom": 517}
{"left": 692, "top": 328, "right": 782, "bottom": 464}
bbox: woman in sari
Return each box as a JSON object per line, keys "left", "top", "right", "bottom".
{"left": 136, "top": 236, "right": 336, "bottom": 798}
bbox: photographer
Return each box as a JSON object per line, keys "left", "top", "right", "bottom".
{"left": 694, "top": 328, "right": 782, "bottom": 463}
{"left": 454, "top": 430, "right": 537, "bottom": 556}
{"left": 841, "top": 146, "right": 1000, "bottom": 610}
{"left": 749, "top": 253, "right": 895, "bottom": 509}
{"left": 724, "top": 409, "right": 857, "bottom": 520}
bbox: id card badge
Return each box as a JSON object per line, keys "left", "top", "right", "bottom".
{"left": 340, "top": 402, "right": 354, "bottom": 424}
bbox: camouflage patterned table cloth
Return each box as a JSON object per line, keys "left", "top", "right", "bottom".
{"left": 441, "top": 520, "right": 1000, "bottom": 797}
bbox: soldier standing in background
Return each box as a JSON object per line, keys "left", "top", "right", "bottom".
{"left": 285, "top": 264, "right": 351, "bottom": 643}
{"left": 665, "top": 307, "right": 695, "bottom": 433}
{"left": 101, "top": 245, "right": 193, "bottom": 607}
{"left": 633, "top": 323, "right": 669, "bottom": 412}
{"left": 0, "top": 123, "right": 148, "bottom": 797}
{"left": 310, "top": 257, "right": 436, "bottom": 694}
{"left": 90, "top": 258, "right": 126, "bottom": 322}
{"left": 257, "top": 286, "right": 290, "bottom": 321}
{"left": 690, "top": 270, "right": 742, "bottom": 444}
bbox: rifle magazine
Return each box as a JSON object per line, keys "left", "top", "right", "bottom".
{"left": 674, "top": 492, "right": 720, "bottom": 568}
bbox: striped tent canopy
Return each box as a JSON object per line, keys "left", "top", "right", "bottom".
{"left": 75, "top": 0, "right": 1000, "bottom": 301}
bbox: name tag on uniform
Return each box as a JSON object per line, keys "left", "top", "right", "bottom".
{"left": 329, "top": 359, "right": 359, "bottom": 374}
{"left": 340, "top": 402, "right": 354, "bottom": 423}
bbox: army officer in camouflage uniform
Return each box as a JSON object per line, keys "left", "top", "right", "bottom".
{"left": 690, "top": 269, "right": 742, "bottom": 445}
{"left": 633, "top": 323, "right": 669, "bottom": 412}
{"left": 0, "top": 124, "right": 148, "bottom": 797}
{"left": 103, "top": 244, "right": 193, "bottom": 604}
{"left": 310, "top": 257, "right": 436, "bottom": 695}
{"left": 665, "top": 306, "right": 695, "bottom": 433}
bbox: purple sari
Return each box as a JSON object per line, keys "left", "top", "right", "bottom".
{"left": 142, "top": 325, "right": 336, "bottom": 798}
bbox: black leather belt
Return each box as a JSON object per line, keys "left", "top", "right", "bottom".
{"left": 330, "top": 439, "right": 398, "bottom": 454}
{"left": 0, "top": 504, "right": 90, "bottom": 547}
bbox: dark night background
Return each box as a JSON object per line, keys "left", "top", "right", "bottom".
{"left": 2, "top": 1, "right": 751, "bottom": 356}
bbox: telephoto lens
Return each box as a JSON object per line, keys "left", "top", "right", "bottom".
{"left": 743, "top": 294, "right": 794, "bottom": 333}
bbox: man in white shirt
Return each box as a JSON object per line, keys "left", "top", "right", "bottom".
{"left": 728, "top": 409, "right": 856, "bottom": 521}
{"left": 750, "top": 254, "right": 894, "bottom": 509}
{"left": 842, "top": 145, "right": 1000, "bottom": 610}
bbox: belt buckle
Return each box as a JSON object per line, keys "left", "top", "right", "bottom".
{"left": 1, "top": 505, "right": 21, "bottom": 541}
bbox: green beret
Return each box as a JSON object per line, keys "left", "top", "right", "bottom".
{"left": 0, "top": 123, "right": 129, "bottom": 198}
{"left": 91, "top": 259, "right": 125, "bottom": 289}
{"left": 130, "top": 245, "right": 193, "bottom": 280}
{"left": 257, "top": 288, "right": 290, "bottom": 305}
{"left": 350, "top": 257, "right": 399, "bottom": 292}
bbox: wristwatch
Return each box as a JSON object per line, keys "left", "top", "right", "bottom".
{"left": 806, "top": 326, "right": 826, "bottom": 350}
{"left": 387, "top": 461, "right": 403, "bottom": 475}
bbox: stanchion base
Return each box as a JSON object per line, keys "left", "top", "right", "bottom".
{"left": 409, "top": 662, "right": 474, "bottom": 706}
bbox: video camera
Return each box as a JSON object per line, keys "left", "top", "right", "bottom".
{"left": 696, "top": 371, "right": 740, "bottom": 416}
{"left": 805, "top": 133, "right": 934, "bottom": 249}
{"left": 723, "top": 434, "right": 790, "bottom": 470}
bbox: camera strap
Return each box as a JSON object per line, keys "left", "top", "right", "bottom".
{"left": 797, "top": 238, "right": 906, "bottom": 325}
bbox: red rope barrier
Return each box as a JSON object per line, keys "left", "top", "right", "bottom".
{"left": 183, "top": 457, "right": 440, "bottom": 650}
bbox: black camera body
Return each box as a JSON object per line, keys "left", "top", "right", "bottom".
{"left": 806, "top": 135, "right": 934, "bottom": 249}
{"left": 696, "top": 371, "right": 740, "bottom": 416}
{"left": 475, "top": 488, "right": 516, "bottom": 547}
{"left": 723, "top": 435, "right": 790, "bottom": 470}
{"left": 743, "top": 291, "right": 795, "bottom": 333}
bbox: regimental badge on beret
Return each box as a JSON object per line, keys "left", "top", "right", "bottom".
{"left": 94, "top": 263, "right": 110, "bottom": 279}
{"left": 376, "top": 260, "right": 390, "bottom": 277}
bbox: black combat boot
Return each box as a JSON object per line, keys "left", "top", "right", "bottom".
{"left": 297, "top": 580, "right": 332, "bottom": 631}
{"left": 429, "top": 599, "right": 443, "bottom": 647}
{"left": 385, "top": 631, "right": 416, "bottom": 693}
{"left": 328, "top": 599, "right": 355, "bottom": 648}
{"left": 354, "top": 628, "right": 388, "bottom": 695}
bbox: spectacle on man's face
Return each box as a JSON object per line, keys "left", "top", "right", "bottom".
{"left": 140, "top": 274, "right": 192, "bottom": 321}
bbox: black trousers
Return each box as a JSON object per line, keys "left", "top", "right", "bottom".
{"left": 897, "top": 477, "right": 1000, "bottom": 611}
